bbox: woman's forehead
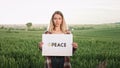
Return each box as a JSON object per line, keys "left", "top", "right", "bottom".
{"left": 53, "top": 14, "right": 62, "bottom": 18}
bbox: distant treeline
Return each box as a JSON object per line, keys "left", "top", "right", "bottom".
{"left": 0, "top": 23, "right": 120, "bottom": 31}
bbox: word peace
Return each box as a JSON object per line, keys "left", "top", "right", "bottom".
{"left": 48, "top": 42, "right": 66, "bottom": 47}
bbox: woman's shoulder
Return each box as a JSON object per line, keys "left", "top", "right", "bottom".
{"left": 65, "top": 30, "right": 72, "bottom": 34}
{"left": 44, "top": 31, "right": 52, "bottom": 34}
{"left": 44, "top": 30, "right": 71, "bottom": 34}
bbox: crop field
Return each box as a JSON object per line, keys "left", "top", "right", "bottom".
{"left": 0, "top": 23, "right": 120, "bottom": 68}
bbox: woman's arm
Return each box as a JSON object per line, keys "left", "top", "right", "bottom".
{"left": 66, "top": 30, "right": 78, "bottom": 53}
{"left": 38, "top": 42, "right": 43, "bottom": 50}
{"left": 38, "top": 31, "right": 51, "bottom": 50}
{"left": 72, "top": 42, "right": 78, "bottom": 54}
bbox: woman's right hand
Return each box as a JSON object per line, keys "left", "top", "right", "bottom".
{"left": 38, "top": 42, "right": 43, "bottom": 50}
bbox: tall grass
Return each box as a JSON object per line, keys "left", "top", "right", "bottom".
{"left": 0, "top": 23, "right": 120, "bottom": 68}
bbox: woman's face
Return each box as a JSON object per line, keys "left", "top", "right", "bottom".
{"left": 53, "top": 14, "right": 63, "bottom": 27}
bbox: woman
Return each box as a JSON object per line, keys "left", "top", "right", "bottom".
{"left": 39, "top": 11, "right": 78, "bottom": 68}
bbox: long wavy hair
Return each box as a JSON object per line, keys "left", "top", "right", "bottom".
{"left": 47, "top": 11, "right": 68, "bottom": 33}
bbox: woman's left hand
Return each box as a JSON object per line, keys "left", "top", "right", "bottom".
{"left": 72, "top": 42, "right": 78, "bottom": 49}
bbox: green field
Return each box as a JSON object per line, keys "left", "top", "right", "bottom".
{"left": 0, "top": 23, "right": 120, "bottom": 68}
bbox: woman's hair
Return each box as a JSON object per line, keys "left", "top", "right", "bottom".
{"left": 47, "top": 11, "right": 68, "bottom": 33}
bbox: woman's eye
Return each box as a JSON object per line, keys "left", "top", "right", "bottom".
{"left": 54, "top": 18, "right": 57, "bottom": 20}
{"left": 53, "top": 17, "right": 61, "bottom": 20}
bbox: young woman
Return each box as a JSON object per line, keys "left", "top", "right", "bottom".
{"left": 39, "top": 11, "right": 78, "bottom": 68}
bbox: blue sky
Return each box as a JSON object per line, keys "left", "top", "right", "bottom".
{"left": 0, "top": 0, "right": 120, "bottom": 24}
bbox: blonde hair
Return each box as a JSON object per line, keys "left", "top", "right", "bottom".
{"left": 47, "top": 11, "right": 68, "bottom": 33}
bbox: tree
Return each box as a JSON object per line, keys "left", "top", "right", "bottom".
{"left": 26, "top": 22, "right": 32, "bottom": 31}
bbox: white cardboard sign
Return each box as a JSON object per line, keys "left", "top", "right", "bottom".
{"left": 42, "top": 34, "right": 73, "bottom": 56}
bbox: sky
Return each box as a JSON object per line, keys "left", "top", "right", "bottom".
{"left": 0, "top": 0, "right": 120, "bottom": 24}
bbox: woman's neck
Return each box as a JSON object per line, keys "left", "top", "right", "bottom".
{"left": 54, "top": 27, "right": 61, "bottom": 31}
{"left": 53, "top": 27, "right": 63, "bottom": 34}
